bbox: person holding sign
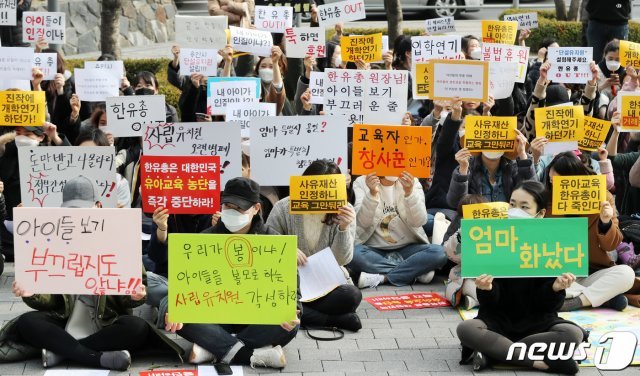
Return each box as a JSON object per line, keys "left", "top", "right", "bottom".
{"left": 462, "top": 35, "right": 482, "bottom": 60}
{"left": 607, "top": 115, "right": 640, "bottom": 217}
{"left": 134, "top": 71, "right": 179, "bottom": 123}
{"left": 595, "top": 40, "right": 624, "bottom": 104}
{"left": 266, "top": 160, "right": 363, "bottom": 332}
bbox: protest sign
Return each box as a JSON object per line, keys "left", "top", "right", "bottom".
{"left": 289, "top": 174, "right": 347, "bottom": 214}
{"left": 340, "top": 33, "right": 383, "bottom": 63}
{"left": 0, "top": 0, "right": 16, "bottom": 26}
{"left": 284, "top": 27, "right": 326, "bottom": 58}
{"left": 432, "top": 60, "right": 489, "bottom": 102}
{"left": 179, "top": 48, "right": 219, "bottom": 77}
{"left": 618, "top": 92, "right": 640, "bottom": 131}
{"left": 175, "top": 15, "right": 228, "bottom": 50}
{"left": 620, "top": 40, "right": 640, "bottom": 69}
{"left": 489, "top": 62, "right": 518, "bottom": 100}
{"left": 14, "top": 207, "right": 142, "bottom": 295}
{"left": 462, "top": 202, "right": 509, "bottom": 219}
{"left": 481, "top": 43, "right": 530, "bottom": 83}
{"left": 352, "top": 124, "right": 432, "bottom": 178}
{"left": 139, "top": 371, "right": 196, "bottom": 376}
{"left": 425, "top": 16, "right": 455, "bottom": 34}
{"left": 84, "top": 60, "right": 125, "bottom": 80}
{"left": 105, "top": 95, "right": 166, "bottom": 137}
{"left": 547, "top": 47, "right": 593, "bottom": 84}
{"left": 534, "top": 106, "right": 584, "bottom": 153}
{"left": 461, "top": 218, "right": 589, "bottom": 277}
{"left": 579, "top": 116, "right": 611, "bottom": 151}
{"left": 226, "top": 102, "right": 276, "bottom": 138}
{"left": 74, "top": 68, "right": 120, "bottom": 102}
{"left": 250, "top": 115, "right": 349, "bottom": 186}
{"left": 481, "top": 20, "right": 518, "bottom": 44}
{"left": 310, "top": 71, "right": 324, "bottom": 105}
{"left": 552, "top": 175, "right": 606, "bottom": 215}
{"left": 0, "top": 91, "right": 46, "bottom": 126}
{"left": 0, "top": 79, "right": 30, "bottom": 91}
{"left": 364, "top": 293, "right": 450, "bottom": 311}
{"left": 324, "top": 69, "right": 408, "bottom": 125}
{"left": 168, "top": 233, "right": 298, "bottom": 324}
{"left": 207, "top": 77, "right": 260, "bottom": 116}
{"left": 255, "top": 0, "right": 310, "bottom": 12}
{"left": 18, "top": 146, "right": 118, "bottom": 208}
{"left": 317, "top": 0, "right": 366, "bottom": 26}
{"left": 411, "top": 35, "right": 461, "bottom": 63}
{"left": 0, "top": 47, "right": 34, "bottom": 80}
{"left": 412, "top": 62, "right": 433, "bottom": 100}
{"left": 23, "top": 12, "right": 65, "bottom": 44}
{"left": 34, "top": 53, "right": 57, "bottom": 81}
{"left": 142, "top": 122, "right": 241, "bottom": 185}
{"left": 229, "top": 26, "right": 273, "bottom": 57}
{"left": 255, "top": 5, "right": 293, "bottom": 33}
{"left": 140, "top": 155, "right": 220, "bottom": 214}
{"left": 463, "top": 115, "right": 517, "bottom": 152}
{"left": 504, "top": 12, "right": 538, "bottom": 29}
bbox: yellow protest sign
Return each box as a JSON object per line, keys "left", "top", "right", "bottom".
{"left": 620, "top": 40, "right": 640, "bottom": 69}
{"left": 0, "top": 91, "right": 46, "bottom": 126}
{"left": 168, "top": 234, "right": 298, "bottom": 324}
{"left": 534, "top": 106, "right": 584, "bottom": 142}
{"left": 463, "top": 115, "right": 517, "bottom": 152}
{"left": 579, "top": 116, "right": 611, "bottom": 151}
{"left": 462, "top": 202, "right": 509, "bottom": 219}
{"left": 432, "top": 60, "right": 490, "bottom": 103}
{"left": 481, "top": 20, "right": 518, "bottom": 45}
{"left": 619, "top": 93, "right": 640, "bottom": 131}
{"left": 340, "top": 33, "right": 383, "bottom": 63}
{"left": 289, "top": 174, "right": 347, "bottom": 214}
{"left": 552, "top": 175, "right": 606, "bottom": 215}
{"left": 413, "top": 62, "right": 433, "bottom": 100}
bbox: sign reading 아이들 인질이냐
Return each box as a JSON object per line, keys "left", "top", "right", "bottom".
{"left": 207, "top": 77, "right": 261, "bottom": 116}
{"left": 289, "top": 174, "right": 347, "bottom": 214}
{"left": 0, "top": 90, "right": 46, "bottom": 126}
{"left": 74, "top": 68, "right": 120, "bottom": 102}
{"left": 481, "top": 20, "right": 518, "bottom": 44}
{"left": 229, "top": 26, "right": 274, "bottom": 57}
{"left": 284, "top": 27, "right": 326, "bottom": 59}
{"left": 22, "top": 12, "right": 65, "bottom": 44}
{"left": 0, "top": 47, "right": 35, "bottom": 80}
{"left": 317, "top": 0, "right": 366, "bottom": 26}
{"left": 0, "top": 0, "right": 17, "bottom": 26}
{"left": 461, "top": 218, "right": 589, "bottom": 278}
{"left": 462, "top": 202, "right": 509, "bottom": 220}
{"left": 503, "top": 12, "right": 538, "bottom": 30}
{"left": 105, "top": 95, "right": 167, "bottom": 137}
{"left": 14, "top": 207, "right": 142, "bottom": 295}
{"left": 547, "top": 47, "right": 593, "bottom": 84}
{"left": 168, "top": 233, "right": 298, "bottom": 324}
{"left": 432, "top": 60, "right": 489, "bottom": 102}
{"left": 340, "top": 33, "right": 383, "bottom": 63}
{"left": 425, "top": 16, "right": 456, "bottom": 34}
{"left": 551, "top": 175, "right": 607, "bottom": 215}
{"left": 175, "top": 15, "right": 228, "bottom": 50}
{"left": 255, "top": 5, "right": 293, "bottom": 33}
{"left": 618, "top": 92, "right": 640, "bottom": 132}
{"left": 579, "top": 116, "right": 611, "bottom": 151}
{"left": 179, "top": 48, "right": 220, "bottom": 77}
{"left": 226, "top": 102, "right": 276, "bottom": 138}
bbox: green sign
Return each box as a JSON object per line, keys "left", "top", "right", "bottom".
{"left": 461, "top": 218, "right": 589, "bottom": 278}
{"left": 168, "top": 234, "right": 298, "bottom": 324}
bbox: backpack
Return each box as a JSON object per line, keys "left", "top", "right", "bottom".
{"left": 618, "top": 215, "right": 640, "bottom": 252}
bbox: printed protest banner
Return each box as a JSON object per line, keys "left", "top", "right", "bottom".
{"left": 504, "top": 12, "right": 538, "bottom": 29}
{"left": 481, "top": 43, "right": 530, "bottom": 83}
{"left": 618, "top": 92, "right": 640, "bottom": 131}
{"left": 365, "top": 293, "right": 450, "bottom": 311}
{"left": 179, "top": 48, "right": 219, "bottom": 77}
{"left": 140, "top": 155, "right": 220, "bottom": 214}
{"left": 552, "top": 175, "right": 606, "bottom": 215}
{"left": 412, "top": 61, "right": 433, "bottom": 100}
{"left": 226, "top": 102, "right": 276, "bottom": 138}
{"left": 14, "top": 208, "right": 142, "bottom": 295}
{"left": 0, "top": 47, "right": 34, "bottom": 80}
{"left": 310, "top": 71, "right": 324, "bottom": 104}
{"left": 229, "top": 26, "right": 273, "bottom": 57}
{"left": 489, "top": 62, "right": 518, "bottom": 100}
{"left": 0, "top": 0, "right": 16, "bottom": 26}
{"left": 105, "top": 95, "right": 166, "bottom": 137}
{"left": 579, "top": 116, "right": 611, "bottom": 151}
{"left": 481, "top": 20, "right": 518, "bottom": 44}
{"left": 317, "top": 0, "right": 365, "bottom": 26}
{"left": 84, "top": 60, "right": 125, "bottom": 80}
{"left": 284, "top": 27, "right": 326, "bottom": 58}
{"left": 23, "top": 11, "right": 65, "bottom": 44}
{"left": 534, "top": 105, "right": 584, "bottom": 153}
{"left": 461, "top": 218, "right": 589, "bottom": 277}
{"left": 547, "top": 47, "right": 593, "bottom": 84}
{"left": 207, "top": 77, "right": 261, "bottom": 116}
{"left": 340, "top": 33, "right": 383, "bottom": 63}
{"left": 33, "top": 52, "right": 57, "bottom": 80}
{"left": 462, "top": 202, "right": 509, "bottom": 219}
{"left": 289, "top": 174, "right": 347, "bottom": 214}
{"left": 620, "top": 40, "right": 640, "bottom": 69}
{"left": 74, "top": 68, "right": 120, "bottom": 102}
{"left": 175, "top": 15, "right": 228, "bottom": 50}
{"left": 250, "top": 115, "right": 349, "bottom": 186}
{"left": 142, "top": 122, "right": 241, "bottom": 185}
{"left": 139, "top": 371, "right": 197, "bottom": 376}
{"left": 432, "top": 60, "right": 489, "bottom": 102}
{"left": 18, "top": 146, "right": 118, "bottom": 208}
{"left": 168, "top": 233, "right": 298, "bottom": 324}
{"left": 425, "top": 16, "right": 455, "bottom": 34}
{"left": 352, "top": 124, "right": 432, "bottom": 178}
{"left": 411, "top": 35, "right": 461, "bottom": 64}
{"left": 463, "top": 115, "right": 517, "bottom": 152}
{"left": 0, "top": 91, "right": 46, "bottom": 126}
{"left": 255, "top": 5, "right": 293, "bottom": 33}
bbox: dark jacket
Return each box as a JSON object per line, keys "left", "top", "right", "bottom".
{"left": 610, "top": 152, "right": 640, "bottom": 216}
{"left": 587, "top": 0, "right": 630, "bottom": 24}
{"left": 0, "top": 0, "right": 31, "bottom": 47}
{"left": 180, "top": 84, "right": 208, "bottom": 123}
{"left": 425, "top": 114, "right": 462, "bottom": 210}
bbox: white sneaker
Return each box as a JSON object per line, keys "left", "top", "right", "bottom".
{"left": 250, "top": 345, "right": 286, "bottom": 369}
{"left": 416, "top": 271, "right": 435, "bottom": 284}
{"left": 357, "top": 272, "right": 385, "bottom": 289}
{"left": 189, "top": 343, "right": 215, "bottom": 364}
{"left": 463, "top": 295, "right": 479, "bottom": 310}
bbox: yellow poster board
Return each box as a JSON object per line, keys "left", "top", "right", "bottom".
{"left": 431, "top": 60, "right": 490, "bottom": 103}
{"left": 481, "top": 20, "right": 518, "bottom": 44}
{"left": 620, "top": 40, "right": 640, "bottom": 69}
{"left": 340, "top": 33, "right": 383, "bottom": 63}
{"left": 579, "top": 116, "right": 611, "bottom": 151}
{"left": 413, "top": 62, "right": 433, "bottom": 100}
{"left": 462, "top": 202, "right": 509, "bottom": 219}
{"left": 289, "top": 174, "right": 347, "bottom": 214}
{"left": 534, "top": 106, "right": 584, "bottom": 142}
{"left": 0, "top": 91, "right": 46, "bottom": 126}
{"left": 618, "top": 93, "right": 640, "bottom": 131}
{"left": 552, "top": 175, "right": 606, "bottom": 215}
{"left": 464, "top": 115, "right": 517, "bottom": 152}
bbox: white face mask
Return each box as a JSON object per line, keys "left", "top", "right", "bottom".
{"left": 15, "top": 135, "right": 40, "bottom": 148}
{"left": 508, "top": 207, "right": 535, "bottom": 219}
{"left": 221, "top": 208, "right": 253, "bottom": 232}
{"left": 384, "top": 176, "right": 399, "bottom": 182}
{"left": 458, "top": 129, "right": 465, "bottom": 138}
{"left": 259, "top": 68, "right": 273, "bottom": 83}
{"left": 606, "top": 60, "right": 621, "bottom": 72}
{"left": 440, "top": 111, "right": 450, "bottom": 120}
{"left": 334, "top": 56, "right": 342, "bottom": 68}
{"left": 482, "top": 151, "right": 504, "bottom": 160}
{"left": 469, "top": 48, "right": 482, "bottom": 60}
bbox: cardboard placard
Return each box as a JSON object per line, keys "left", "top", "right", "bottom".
{"left": 289, "top": 174, "right": 347, "bottom": 214}
{"left": 551, "top": 175, "right": 606, "bottom": 215}
{"left": 463, "top": 115, "right": 517, "bottom": 152}
{"left": 105, "top": 95, "right": 167, "bottom": 137}
{"left": 0, "top": 90, "right": 46, "bottom": 126}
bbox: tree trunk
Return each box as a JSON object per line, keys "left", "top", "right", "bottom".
{"left": 554, "top": 0, "right": 568, "bottom": 21}
{"left": 101, "top": 0, "right": 122, "bottom": 59}
{"left": 384, "top": 0, "right": 403, "bottom": 48}
{"left": 567, "top": 0, "right": 581, "bottom": 21}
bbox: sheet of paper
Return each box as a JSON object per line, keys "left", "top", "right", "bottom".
{"left": 298, "top": 247, "right": 347, "bottom": 302}
{"left": 199, "top": 365, "right": 244, "bottom": 376}
{"left": 44, "top": 370, "right": 109, "bottom": 376}
{"left": 543, "top": 141, "right": 579, "bottom": 155}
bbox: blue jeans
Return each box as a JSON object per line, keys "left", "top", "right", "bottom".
{"left": 587, "top": 20, "right": 629, "bottom": 62}
{"left": 349, "top": 243, "right": 447, "bottom": 286}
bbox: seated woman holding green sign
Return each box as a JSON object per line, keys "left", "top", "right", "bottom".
{"left": 457, "top": 180, "right": 588, "bottom": 374}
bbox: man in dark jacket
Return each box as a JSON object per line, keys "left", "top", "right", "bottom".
{"left": 586, "top": 0, "right": 631, "bottom": 60}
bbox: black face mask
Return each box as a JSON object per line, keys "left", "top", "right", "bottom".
{"left": 135, "top": 88, "right": 155, "bottom": 96}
